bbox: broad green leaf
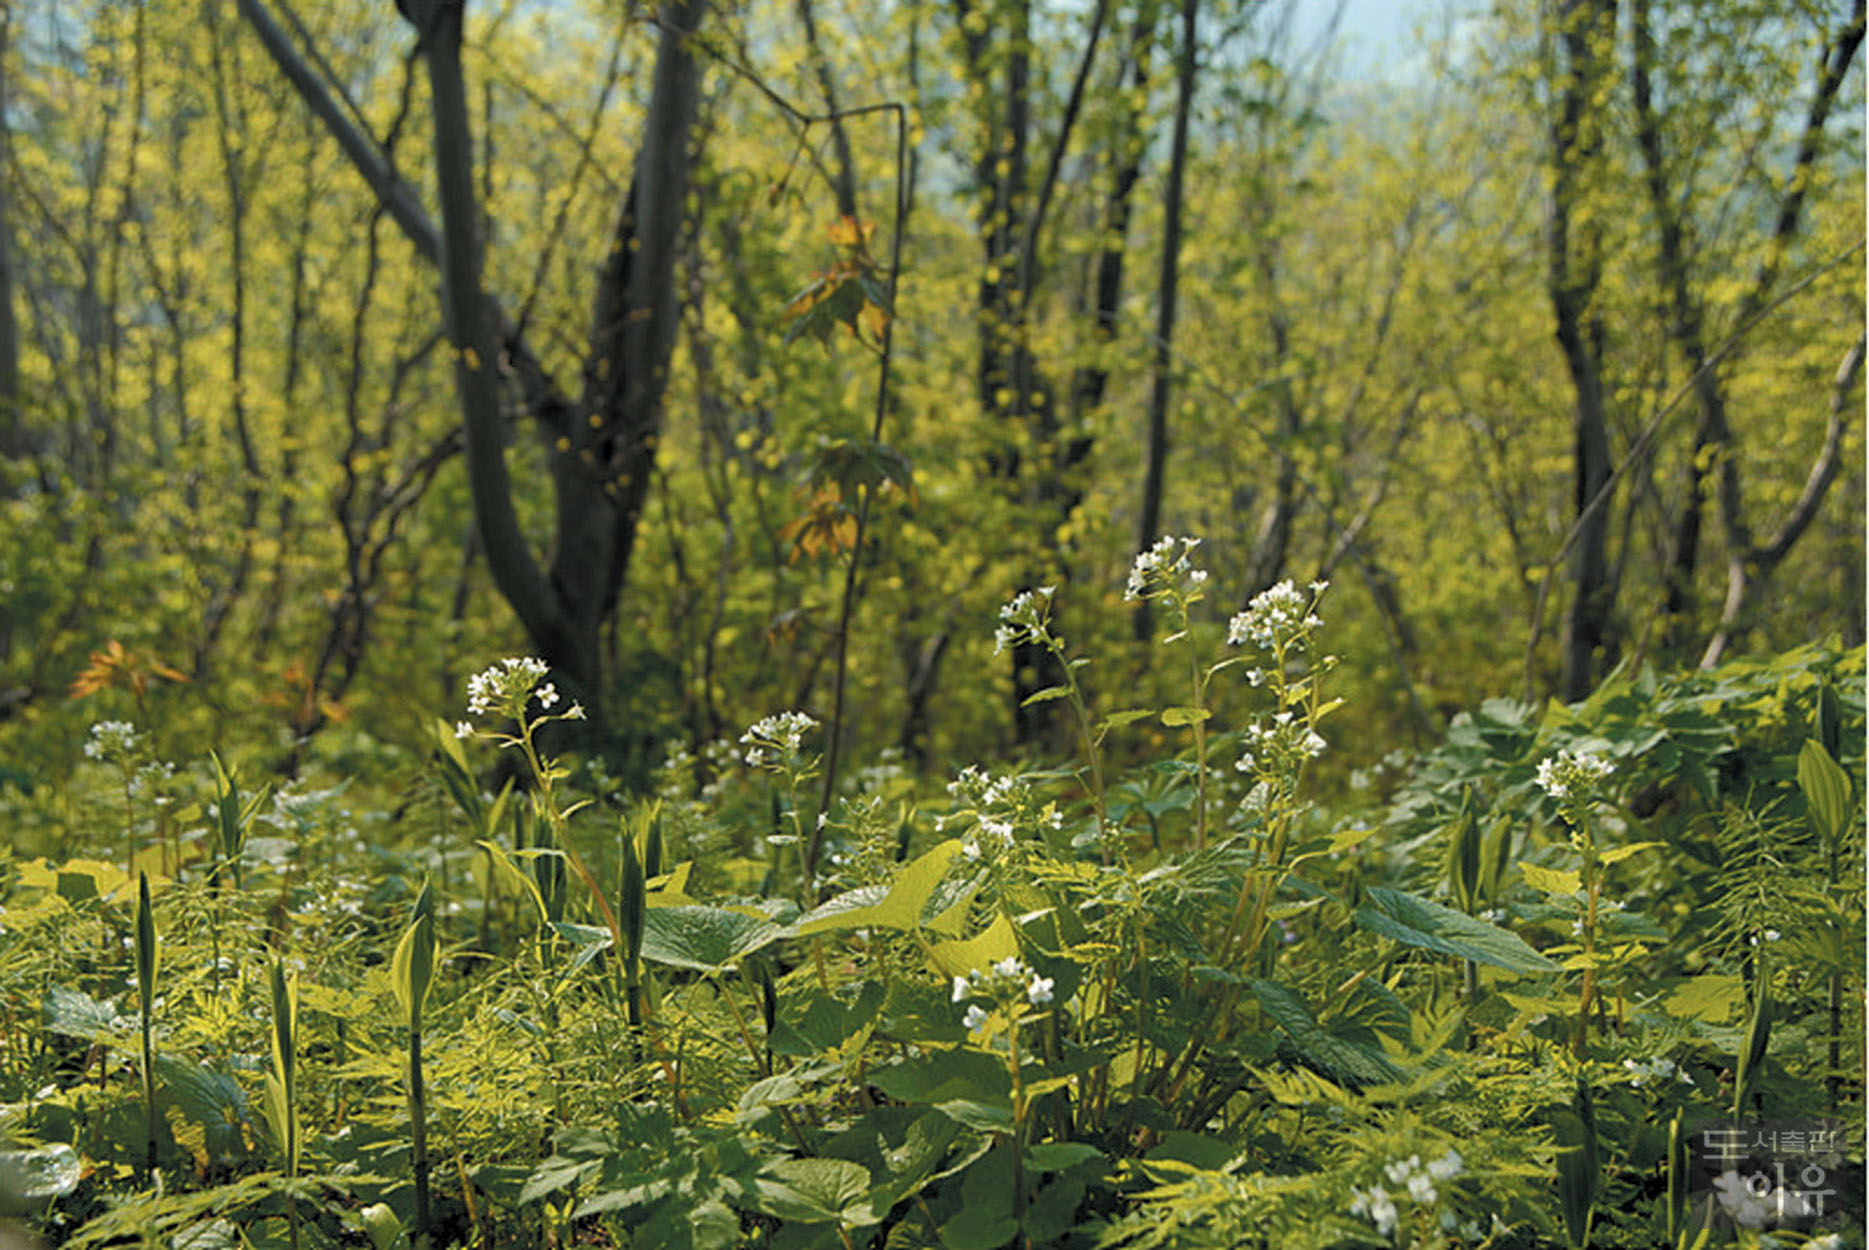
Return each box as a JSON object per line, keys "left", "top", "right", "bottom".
{"left": 1662, "top": 976, "right": 1744, "bottom": 1024}
{"left": 1250, "top": 979, "right": 1403, "bottom": 1089}
{"left": 935, "top": 1098, "right": 1014, "bottom": 1132}
{"left": 391, "top": 883, "right": 437, "bottom": 1028}
{"left": 43, "top": 984, "right": 131, "bottom": 1042}
{"left": 927, "top": 913, "right": 1020, "bottom": 979}
{"left": 1354, "top": 887, "right": 1558, "bottom": 973}
{"left": 640, "top": 905, "right": 783, "bottom": 973}
{"left": 756, "top": 1157, "right": 876, "bottom": 1225}
{"left": 1520, "top": 863, "right": 1583, "bottom": 896}
{"left": 1026, "top": 1142, "right": 1102, "bottom": 1172}
{"left": 1798, "top": 739, "right": 1853, "bottom": 844}
{"left": 869, "top": 1047, "right": 1009, "bottom": 1104}
{"left": 0, "top": 1143, "right": 80, "bottom": 1210}
{"left": 794, "top": 840, "right": 963, "bottom": 936}
{"left": 154, "top": 1056, "right": 251, "bottom": 1170}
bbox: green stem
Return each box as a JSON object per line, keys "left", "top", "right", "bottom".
{"left": 410, "top": 1024, "right": 431, "bottom": 1250}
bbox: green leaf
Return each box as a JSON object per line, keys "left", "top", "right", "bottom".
{"left": 391, "top": 882, "right": 437, "bottom": 1028}
{"left": 869, "top": 1048, "right": 1009, "bottom": 1104}
{"left": 927, "top": 914, "right": 1020, "bottom": 979}
{"left": 1250, "top": 979, "right": 1403, "bottom": 1089}
{"left": 1354, "top": 887, "right": 1558, "bottom": 973}
{"left": 934, "top": 1098, "right": 1014, "bottom": 1132}
{"left": 1025, "top": 1142, "right": 1102, "bottom": 1172}
{"left": 1098, "top": 709, "right": 1155, "bottom": 734}
{"left": 1159, "top": 706, "right": 1212, "bottom": 726}
{"left": 42, "top": 984, "right": 131, "bottom": 1042}
{"left": 1554, "top": 1078, "right": 1599, "bottom": 1249}
{"left": 794, "top": 841, "right": 963, "bottom": 936}
{"left": 134, "top": 872, "right": 158, "bottom": 1012}
{"left": 0, "top": 1143, "right": 81, "bottom": 1211}
{"left": 1662, "top": 975, "right": 1744, "bottom": 1024}
{"left": 640, "top": 906, "right": 783, "bottom": 973}
{"left": 1598, "top": 841, "right": 1664, "bottom": 866}
{"left": 1020, "top": 686, "right": 1070, "bottom": 707}
{"left": 1798, "top": 738, "right": 1853, "bottom": 844}
{"left": 1520, "top": 863, "right": 1582, "bottom": 896}
{"left": 757, "top": 1157, "right": 876, "bottom": 1225}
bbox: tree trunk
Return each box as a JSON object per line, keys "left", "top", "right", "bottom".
{"left": 1545, "top": 0, "right": 1618, "bottom": 702}
{"left": 249, "top": 0, "right": 703, "bottom": 709}
{"left": 1132, "top": 0, "right": 1197, "bottom": 640}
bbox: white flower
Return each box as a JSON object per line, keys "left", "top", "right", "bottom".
{"left": 566, "top": 702, "right": 586, "bottom": 721}
{"left": 1406, "top": 1171, "right": 1437, "bottom": 1205}
{"left": 992, "top": 955, "right": 1023, "bottom": 980}
{"left": 1349, "top": 1185, "right": 1398, "bottom": 1235}
{"left": 952, "top": 975, "right": 972, "bottom": 1003}
{"left": 1026, "top": 975, "right": 1054, "bottom": 1005}
{"left": 962, "top": 1004, "right": 990, "bottom": 1031}
{"left": 454, "top": 721, "right": 476, "bottom": 740}
{"left": 1385, "top": 1157, "right": 1420, "bottom": 1186}
{"left": 535, "top": 682, "right": 559, "bottom": 709}
{"left": 1425, "top": 1148, "right": 1463, "bottom": 1181}
{"left": 1710, "top": 1170, "right": 1772, "bottom": 1229}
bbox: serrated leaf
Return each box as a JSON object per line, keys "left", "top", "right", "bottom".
{"left": 1662, "top": 975, "right": 1744, "bottom": 1024}
{"left": 43, "top": 984, "right": 131, "bottom": 1041}
{"left": 1250, "top": 979, "right": 1403, "bottom": 1089}
{"left": 757, "top": 1157, "right": 876, "bottom": 1225}
{"left": 640, "top": 906, "right": 783, "bottom": 973}
{"left": 1354, "top": 887, "right": 1558, "bottom": 974}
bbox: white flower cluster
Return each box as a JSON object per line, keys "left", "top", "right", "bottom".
{"left": 84, "top": 720, "right": 142, "bottom": 763}
{"left": 952, "top": 956, "right": 1055, "bottom": 1029}
{"left": 741, "top": 711, "right": 819, "bottom": 769}
{"left": 993, "top": 585, "right": 1057, "bottom": 656}
{"left": 1534, "top": 748, "right": 1614, "bottom": 801}
{"left": 1227, "top": 579, "right": 1326, "bottom": 650}
{"left": 943, "top": 766, "right": 1059, "bottom": 860}
{"left": 1349, "top": 1149, "right": 1463, "bottom": 1235}
{"left": 464, "top": 656, "right": 554, "bottom": 720}
{"left": 1234, "top": 711, "right": 1328, "bottom": 776}
{"left": 1124, "top": 535, "right": 1206, "bottom": 602}
{"left": 1622, "top": 1055, "right": 1693, "bottom": 1088}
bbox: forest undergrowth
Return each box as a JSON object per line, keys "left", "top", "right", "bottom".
{"left": 0, "top": 539, "right": 1862, "bottom": 1250}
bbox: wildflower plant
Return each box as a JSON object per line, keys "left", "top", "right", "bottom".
{"left": 992, "top": 584, "right": 1112, "bottom": 853}
{"left": 1125, "top": 536, "right": 1222, "bottom": 848}
{"left": 740, "top": 710, "right": 823, "bottom": 898}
